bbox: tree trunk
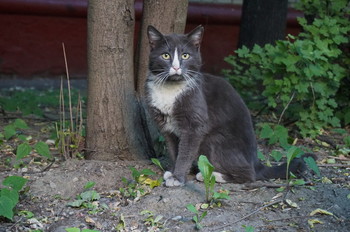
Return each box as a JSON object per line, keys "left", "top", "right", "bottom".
{"left": 86, "top": 0, "right": 150, "bottom": 161}
{"left": 238, "top": 0, "right": 288, "bottom": 49}
{"left": 135, "top": 0, "right": 189, "bottom": 95}
{"left": 133, "top": 0, "right": 189, "bottom": 157}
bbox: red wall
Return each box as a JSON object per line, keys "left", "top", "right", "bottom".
{"left": 0, "top": 0, "right": 302, "bottom": 78}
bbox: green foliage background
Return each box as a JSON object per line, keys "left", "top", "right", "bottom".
{"left": 224, "top": 0, "right": 350, "bottom": 137}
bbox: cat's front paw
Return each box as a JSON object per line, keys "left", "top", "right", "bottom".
{"left": 163, "top": 171, "right": 184, "bottom": 187}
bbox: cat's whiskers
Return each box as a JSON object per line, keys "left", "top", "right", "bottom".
{"left": 183, "top": 72, "right": 200, "bottom": 92}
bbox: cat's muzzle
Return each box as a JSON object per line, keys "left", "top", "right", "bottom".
{"left": 167, "top": 74, "right": 184, "bottom": 82}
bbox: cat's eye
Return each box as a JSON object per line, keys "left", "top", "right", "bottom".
{"left": 181, "top": 53, "right": 190, "bottom": 60}
{"left": 161, "top": 53, "right": 170, "bottom": 60}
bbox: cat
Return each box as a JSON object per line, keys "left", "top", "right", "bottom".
{"left": 145, "top": 25, "right": 308, "bottom": 187}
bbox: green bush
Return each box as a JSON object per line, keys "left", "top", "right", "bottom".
{"left": 224, "top": 0, "right": 350, "bottom": 137}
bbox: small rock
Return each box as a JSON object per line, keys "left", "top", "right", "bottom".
{"left": 73, "top": 177, "right": 79, "bottom": 182}
{"left": 172, "top": 216, "right": 182, "bottom": 221}
{"left": 46, "top": 139, "right": 55, "bottom": 145}
{"left": 50, "top": 181, "right": 57, "bottom": 189}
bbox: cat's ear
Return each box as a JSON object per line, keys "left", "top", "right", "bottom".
{"left": 187, "top": 25, "right": 204, "bottom": 48}
{"left": 147, "top": 25, "right": 163, "bottom": 50}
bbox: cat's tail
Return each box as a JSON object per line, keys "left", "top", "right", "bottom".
{"left": 255, "top": 153, "right": 316, "bottom": 181}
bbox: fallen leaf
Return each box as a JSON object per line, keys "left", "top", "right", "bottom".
{"left": 285, "top": 199, "right": 298, "bottom": 208}
{"left": 272, "top": 192, "right": 283, "bottom": 200}
{"left": 85, "top": 216, "right": 96, "bottom": 224}
{"left": 310, "top": 208, "right": 334, "bottom": 216}
{"left": 308, "top": 219, "right": 324, "bottom": 228}
{"left": 326, "top": 158, "right": 336, "bottom": 164}
{"left": 321, "top": 177, "right": 332, "bottom": 184}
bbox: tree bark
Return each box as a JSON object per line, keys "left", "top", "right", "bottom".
{"left": 86, "top": 0, "right": 148, "bottom": 161}
{"left": 238, "top": 0, "right": 288, "bottom": 49}
{"left": 135, "top": 0, "right": 189, "bottom": 96}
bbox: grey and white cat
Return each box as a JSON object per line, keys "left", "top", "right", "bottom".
{"left": 145, "top": 25, "right": 307, "bottom": 187}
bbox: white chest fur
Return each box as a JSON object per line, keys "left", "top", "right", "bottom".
{"left": 147, "top": 80, "right": 189, "bottom": 136}
{"left": 147, "top": 81, "right": 189, "bottom": 115}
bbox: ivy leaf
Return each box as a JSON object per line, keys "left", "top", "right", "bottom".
{"left": 34, "top": 141, "right": 52, "bottom": 159}
{"left": 16, "top": 143, "right": 32, "bottom": 160}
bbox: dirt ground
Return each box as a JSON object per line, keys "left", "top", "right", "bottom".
{"left": 0, "top": 118, "right": 349, "bottom": 232}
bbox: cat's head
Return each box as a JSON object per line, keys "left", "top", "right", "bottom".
{"left": 147, "top": 25, "right": 204, "bottom": 83}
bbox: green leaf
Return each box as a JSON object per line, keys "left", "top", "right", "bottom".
{"left": 34, "top": 141, "right": 52, "bottom": 159}
{"left": 198, "top": 155, "right": 214, "bottom": 181}
{"left": 4, "top": 125, "right": 16, "bottom": 140}
{"left": 151, "top": 158, "right": 164, "bottom": 171}
{"left": 270, "top": 150, "right": 283, "bottom": 162}
{"left": 213, "top": 191, "right": 231, "bottom": 200}
{"left": 186, "top": 204, "right": 198, "bottom": 214}
{"left": 13, "top": 119, "right": 29, "bottom": 129}
{"left": 139, "top": 169, "right": 156, "bottom": 176}
{"left": 3, "top": 176, "right": 28, "bottom": 192}
{"left": 18, "top": 210, "right": 35, "bottom": 219}
{"left": 84, "top": 181, "right": 96, "bottom": 190}
{"left": 16, "top": 142, "right": 32, "bottom": 160}
{"left": 80, "top": 190, "right": 100, "bottom": 201}
{"left": 67, "top": 200, "right": 85, "bottom": 208}
{"left": 1, "top": 188, "right": 19, "bottom": 204}
{"left": 303, "top": 156, "right": 321, "bottom": 177}
{"left": 65, "top": 228, "right": 81, "bottom": 232}
{"left": 0, "top": 195, "right": 15, "bottom": 220}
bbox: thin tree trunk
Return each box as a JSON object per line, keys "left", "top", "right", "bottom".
{"left": 133, "top": 0, "right": 189, "bottom": 158}
{"left": 86, "top": 0, "right": 147, "bottom": 161}
{"left": 135, "top": 0, "right": 189, "bottom": 96}
{"left": 238, "top": 0, "right": 288, "bottom": 49}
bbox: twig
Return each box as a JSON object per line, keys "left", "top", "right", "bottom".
{"left": 62, "top": 43, "right": 74, "bottom": 133}
{"left": 268, "top": 215, "right": 313, "bottom": 223}
{"left": 213, "top": 199, "right": 284, "bottom": 231}
{"left": 243, "top": 181, "right": 313, "bottom": 190}
{"left": 278, "top": 91, "right": 295, "bottom": 125}
{"left": 22, "top": 159, "right": 55, "bottom": 175}
{"left": 318, "top": 164, "right": 350, "bottom": 168}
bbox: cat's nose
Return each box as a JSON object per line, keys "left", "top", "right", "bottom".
{"left": 173, "top": 66, "right": 180, "bottom": 71}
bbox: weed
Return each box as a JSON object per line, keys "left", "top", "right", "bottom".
{"left": 140, "top": 210, "right": 165, "bottom": 231}
{"left": 186, "top": 204, "right": 207, "bottom": 230}
{"left": 119, "top": 166, "right": 162, "bottom": 201}
{"left": 151, "top": 158, "right": 165, "bottom": 172}
{"left": 197, "top": 155, "right": 230, "bottom": 203}
{"left": 55, "top": 44, "right": 85, "bottom": 160}
{"left": 0, "top": 175, "right": 28, "bottom": 220}
{"left": 67, "top": 181, "right": 107, "bottom": 214}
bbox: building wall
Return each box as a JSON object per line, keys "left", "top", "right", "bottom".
{"left": 0, "top": 0, "right": 302, "bottom": 79}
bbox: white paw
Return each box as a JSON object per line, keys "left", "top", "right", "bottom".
{"left": 196, "top": 172, "right": 204, "bottom": 182}
{"left": 163, "top": 171, "right": 184, "bottom": 187}
{"left": 196, "top": 172, "right": 227, "bottom": 183}
{"left": 163, "top": 171, "right": 173, "bottom": 180}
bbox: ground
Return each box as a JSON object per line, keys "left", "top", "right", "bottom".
{"left": 0, "top": 111, "right": 349, "bottom": 232}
